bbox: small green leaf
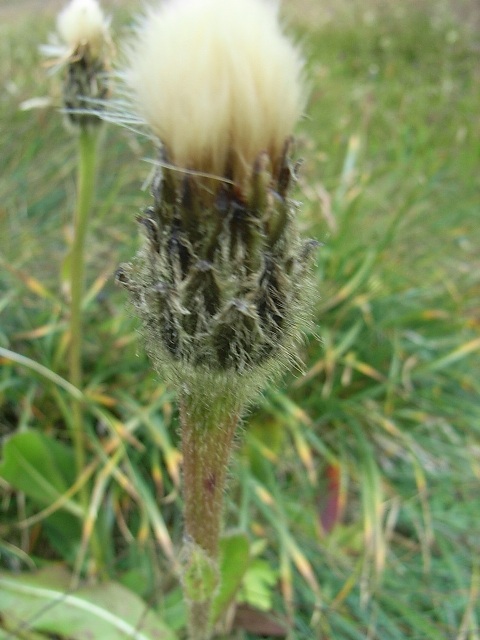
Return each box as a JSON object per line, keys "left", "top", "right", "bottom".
{"left": 0, "top": 431, "right": 82, "bottom": 517}
{"left": 212, "top": 532, "right": 250, "bottom": 623}
{"left": 238, "top": 559, "right": 278, "bottom": 612}
{"left": 0, "top": 565, "right": 177, "bottom": 640}
{"left": 181, "top": 543, "right": 219, "bottom": 603}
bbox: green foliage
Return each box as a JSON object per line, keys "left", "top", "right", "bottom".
{"left": 0, "top": 431, "right": 83, "bottom": 562}
{"left": 0, "top": 431, "right": 80, "bottom": 514}
{"left": 1, "top": 1, "right": 479, "bottom": 639}
{"left": 0, "top": 565, "right": 176, "bottom": 639}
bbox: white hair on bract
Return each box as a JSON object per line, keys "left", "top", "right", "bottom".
{"left": 57, "top": 0, "right": 110, "bottom": 56}
{"left": 122, "top": 0, "right": 306, "bottom": 188}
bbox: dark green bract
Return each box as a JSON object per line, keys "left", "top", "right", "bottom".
{"left": 117, "top": 142, "right": 317, "bottom": 395}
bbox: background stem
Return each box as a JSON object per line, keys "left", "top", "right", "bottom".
{"left": 69, "top": 126, "right": 104, "bottom": 575}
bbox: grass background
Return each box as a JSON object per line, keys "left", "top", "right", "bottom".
{"left": 0, "top": 0, "right": 479, "bottom": 638}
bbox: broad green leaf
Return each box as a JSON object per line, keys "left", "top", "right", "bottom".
{"left": 0, "top": 431, "right": 83, "bottom": 517}
{"left": 0, "top": 565, "right": 177, "bottom": 640}
{"left": 212, "top": 532, "right": 250, "bottom": 623}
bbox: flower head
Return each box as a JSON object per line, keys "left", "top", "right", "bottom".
{"left": 117, "top": 0, "right": 317, "bottom": 400}
{"left": 57, "top": 0, "right": 110, "bottom": 60}
{"left": 122, "top": 0, "right": 305, "bottom": 190}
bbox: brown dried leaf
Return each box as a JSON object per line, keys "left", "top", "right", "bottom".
{"left": 232, "top": 604, "right": 288, "bottom": 637}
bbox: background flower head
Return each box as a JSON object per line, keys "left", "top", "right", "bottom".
{"left": 57, "top": 0, "right": 110, "bottom": 59}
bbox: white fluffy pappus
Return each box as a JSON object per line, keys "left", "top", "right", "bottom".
{"left": 57, "top": 0, "right": 110, "bottom": 55}
{"left": 122, "top": 0, "right": 306, "bottom": 187}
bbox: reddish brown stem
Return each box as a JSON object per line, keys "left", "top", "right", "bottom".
{"left": 179, "top": 396, "right": 240, "bottom": 640}
{"left": 180, "top": 399, "right": 239, "bottom": 559}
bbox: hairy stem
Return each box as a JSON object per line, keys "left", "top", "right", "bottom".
{"left": 69, "top": 126, "right": 104, "bottom": 575}
{"left": 180, "top": 395, "right": 240, "bottom": 640}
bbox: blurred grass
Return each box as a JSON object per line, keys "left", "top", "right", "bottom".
{"left": 1, "top": 1, "right": 479, "bottom": 639}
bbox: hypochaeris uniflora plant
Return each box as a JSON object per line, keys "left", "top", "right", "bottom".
{"left": 115, "top": 0, "right": 317, "bottom": 636}
{"left": 42, "top": 0, "right": 113, "bottom": 578}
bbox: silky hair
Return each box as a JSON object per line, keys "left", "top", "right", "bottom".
{"left": 121, "top": 0, "right": 306, "bottom": 188}
{"left": 57, "top": 0, "right": 110, "bottom": 56}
